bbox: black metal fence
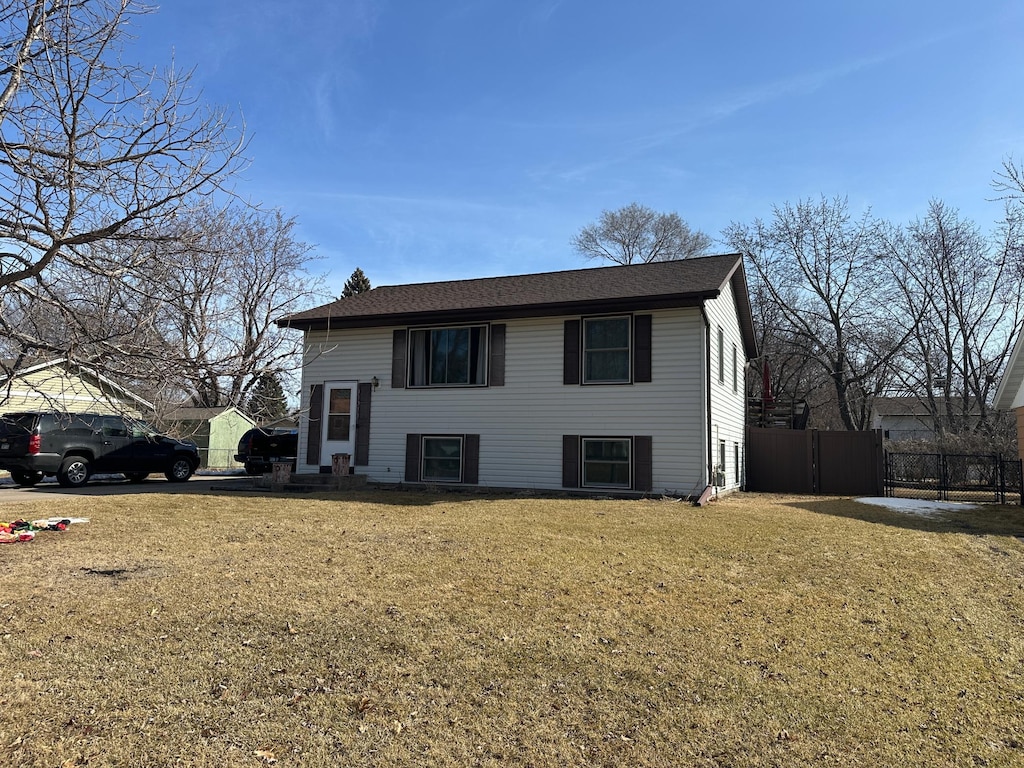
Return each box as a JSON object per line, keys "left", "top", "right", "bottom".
{"left": 885, "top": 452, "right": 1023, "bottom": 505}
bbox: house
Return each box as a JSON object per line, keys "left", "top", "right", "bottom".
{"left": 871, "top": 396, "right": 984, "bottom": 443}
{"left": 158, "top": 406, "right": 256, "bottom": 469}
{"left": 995, "top": 330, "right": 1024, "bottom": 460}
{"left": 870, "top": 397, "right": 945, "bottom": 442}
{"left": 277, "top": 253, "right": 758, "bottom": 497}
{"left": 0, "top": 357, "right": 153, "bottom": 417}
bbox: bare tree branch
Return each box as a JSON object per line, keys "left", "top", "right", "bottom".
{"left": 572, "top": 202, "right": 712, "bottom": 265}
{"left": 0, "top": 0, "right": 247, "bottom": 294}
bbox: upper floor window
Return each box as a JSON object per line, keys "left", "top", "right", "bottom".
{"left": 583, "top": 316, "right": 630, "bottom": 383}
{"left": 717, "top": 326, "right": 725, "bottom": 384}
{"left": 732, "top": 343, "right": 738, "bottom": 392}
{"left": 409, "top": 325, "right": 488, "bottom": 387}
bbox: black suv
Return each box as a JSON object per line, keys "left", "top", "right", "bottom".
{"left": 0, "top": 412, "right": 200, "bottom": 488}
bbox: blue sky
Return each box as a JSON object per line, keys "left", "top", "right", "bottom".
{"left": 130, "top": 1, "right": 1024, "bottom": 293}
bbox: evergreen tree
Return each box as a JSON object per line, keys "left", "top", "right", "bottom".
{"left": 247, "top": 373, "right": 288, "bottom": 423}
{"left": 341, "top": 267, "right": 372, "bottom": 297}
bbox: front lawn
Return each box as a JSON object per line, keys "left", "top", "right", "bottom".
{"left": 1, "top": 489, "right": 1022, "bottom": 767}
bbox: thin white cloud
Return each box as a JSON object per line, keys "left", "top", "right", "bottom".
{"left": 547, "top": 22, "right": 975, "bottom": 184}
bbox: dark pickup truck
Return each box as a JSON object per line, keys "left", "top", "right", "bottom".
{"left": 0, "top": 411, "right": 200, "bottom": 487}
{"left": 234, "top": 427, "right": 298, "bottom": 475}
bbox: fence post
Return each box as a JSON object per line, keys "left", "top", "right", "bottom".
{"left": 998, "top": 454, "right": 1006, "bottom": 505}
{"left": 940, "top": 454, "right": 947, "bottom": 501}
{"left": 883, "top": 450, "right": 889, "bottom": 497}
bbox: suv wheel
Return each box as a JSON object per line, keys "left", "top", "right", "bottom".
{"left": 58, "top": 456, "right": 90, "bottom": 488}
{"left": 243, "top": 462, "right": 262, "bottom": 476}
{"left": 165, "top": 456, "right": 194, "bottom": 483}
{"left": 11, "top": 470, "right": 43, "bottom": 487}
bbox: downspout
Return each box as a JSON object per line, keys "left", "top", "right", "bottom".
{"left": 695, "top": 306, "right": 715, "bottom": 506}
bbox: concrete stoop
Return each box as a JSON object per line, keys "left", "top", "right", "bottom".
{"left": 263, "top": 472, "right": 368, "bottom": 493}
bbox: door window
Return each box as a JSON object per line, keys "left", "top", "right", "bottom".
{"left": 327, "top": 387, "right": 352, "bottom": 441}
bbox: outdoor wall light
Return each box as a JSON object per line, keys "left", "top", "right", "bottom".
{"left": 372, "top": 376, "right": 379, "bottom": 390}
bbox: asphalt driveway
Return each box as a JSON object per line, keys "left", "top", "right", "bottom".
{"left": 0, "top": 474, "right": 250, "bottom": 503}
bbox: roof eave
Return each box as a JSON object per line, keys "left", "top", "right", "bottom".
{"left": 723, "top": 258, "right": 759, "bottom": 360}
{"left": 278, "top": 292, "right": 717, "bottom": 331}
{"left": 995, "top": 329, "right": 1024, "bottom": 410}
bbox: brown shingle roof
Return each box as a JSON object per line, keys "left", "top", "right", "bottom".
{"left": 280, "top": 254, "right": 755, "bottom": 356}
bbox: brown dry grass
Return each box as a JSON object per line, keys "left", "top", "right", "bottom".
{"left": 1, "top": 487, "right": 1023, "bottom": 767}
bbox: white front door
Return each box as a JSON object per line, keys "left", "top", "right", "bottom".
{"left": 321, "top": 381, "right": 358, "bottom": 465}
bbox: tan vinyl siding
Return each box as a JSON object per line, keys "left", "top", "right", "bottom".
{"left": 298, "top": 308, "right": 709, "bottom": 493}
{"left": 0, "top": 368, "right": 143, "bottom": 417}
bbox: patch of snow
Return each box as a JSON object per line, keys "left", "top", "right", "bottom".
{"left": 855, "top": 497, "right": 978, "bottom": 517}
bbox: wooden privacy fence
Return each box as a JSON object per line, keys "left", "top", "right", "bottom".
{"left": 746, "top": 427, "right": 884, "bottom": 495}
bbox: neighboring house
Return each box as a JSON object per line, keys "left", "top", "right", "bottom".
{"left": 278, "top": 254, "right": 757, "bottom": 497}
{"left": 870, "top": 396, "right": 983, "bottom": 442}
{"left": 0, "top": 357, "right": 153, "bottom": 417}
{"left": 159, "top": 406, "right": 256, "bottom": 469}
{"left": 870, "top": 397, "right": 942, "bottom": 442}
{"left": 996, "top": 330, "right": 1024, "bottom": 460}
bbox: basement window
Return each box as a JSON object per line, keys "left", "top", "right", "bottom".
{"left": 582, "top": 438, "right": 631, "bottom": 488}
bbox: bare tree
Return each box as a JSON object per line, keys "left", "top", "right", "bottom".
{"left": 745, "top": 272, "right": 839, "bottom": 427}
{"left": 880, "top": 200, "right": 1024, "bottom": 441}
{"left": 126, "top": 202, "right": 326, "bottom": 410}
{"left": 0, "top": 0, "right": 245, "bottom": 324}
{"left": 572, "top": 203, "right": 712, "bottom": 265}
{"left": 3, "top": 201, "right": 325, "bottom": 414}
{"left": 725, "top": 197, "right": 909, "bottom": 430}
{"left": 992, "top": 155, "right": 1024, "bottom": 205}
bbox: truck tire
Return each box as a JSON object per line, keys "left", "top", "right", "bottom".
{"left": 58, "top": 456, "right": 90, "bottom": 488}
{"left": 11, "top": 470, "right": 44, "bottom": 487}
{"left": 165, "top": 456, "right": 194, "bottom": 482}
{"left": 243, "top": 462, "right": 262, "bottom": 476}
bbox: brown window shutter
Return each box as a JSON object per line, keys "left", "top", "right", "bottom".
{"left": 307, "top": 384, "right": 323, "bottom": 466}
{"left": 562, "top": 435, "right": 580, "bottom": 488}
{"left": 563, "top": 320, "right": 580, "bottom": 385}
{"left": 463, "top": 434, "right": 480, "bottom": 484}
{"left": 633, "top": 435, "right": 653, "bottom": 491}
{"left": 392, "top": 329, "right": 408, "bottom": 389}
{"left": 633, "top": 314, "right": 652, "bottom": 383}
{"left": 489, "top": 324, "right": 506, "bottom": 386}
{"left": 355, "top": 382, "right": 372, "bottom": 466}
{"left": 405, "top": 434, "right": 421, "bottom": 482}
